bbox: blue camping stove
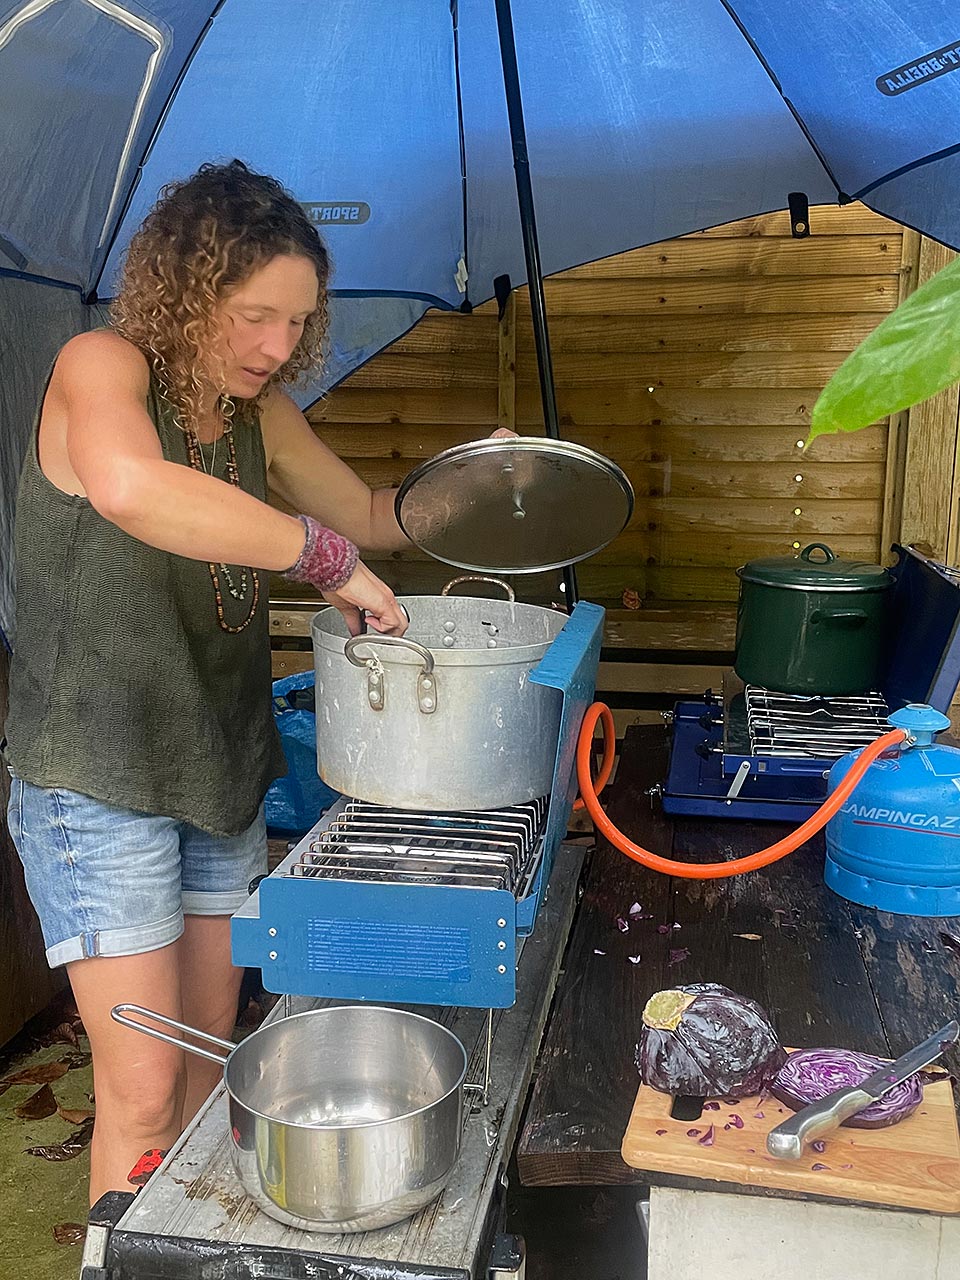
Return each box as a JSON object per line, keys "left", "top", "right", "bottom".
{"left": 662, "top": 546, "right": 960, "bottom": 822}
{"left": 233, "top": 601, "right": 604, "bottom": 1008}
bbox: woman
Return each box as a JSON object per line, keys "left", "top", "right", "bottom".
{"left": 4, "top": 160, "right": 416, "bottom": 1204}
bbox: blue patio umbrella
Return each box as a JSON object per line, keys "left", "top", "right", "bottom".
{"left": 1, "top": 0, "right": 959, "bottom": 629}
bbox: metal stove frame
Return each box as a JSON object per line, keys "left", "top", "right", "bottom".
{"left": 232, "top": 602, "right": 605, "bottom": 1009}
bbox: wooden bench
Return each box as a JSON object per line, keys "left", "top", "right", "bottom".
{"left": 517, "top": 724, "right": 960, "bottom": 1278}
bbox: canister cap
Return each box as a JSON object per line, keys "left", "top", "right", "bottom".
{"left": 395, "top": 437, "right": 634, "bottom": 574}
{"left": 888, "top": 703, "right": 952, "bottom": 742}
{"left": 737, "top": 542, "right": 891, "bottom": 592}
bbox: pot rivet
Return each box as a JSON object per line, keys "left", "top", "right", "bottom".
{"left": 423, "top": 698, "right": 435, "bottom": 709}
{"left": 443, "top": 620, "right": 456, "bottom": 633}
{"left": 498, "top": 965, "right": 507, "bottom": 974}
{"left": 443, "top": 635, "right": 455, "bottom": 647}
{"left": 498, "top": 918, "right": 507, "bottom": 928}
{"left": 422, "top": 677, "right": 433, "bottom": 688}
{"left": 487, "top": 638, "right": 497, "bottom": 648}
{"left": 269, "top": 951, "right": 278, "bottom": 961}
{"left": 268, "top": 927, "right": 277, "bottom": 937}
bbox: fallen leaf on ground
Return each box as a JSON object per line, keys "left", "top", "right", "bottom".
{"left": 668, "top": 947, "right": 690, "bottom": 965}
{"left": 621, "top": 588, "right": 642, "bottom": 610}
{"left": 26, "top": 1117, "right": 95, "bottom": 1161}
{"left": 38, "top": 1021, "right": 80, "bottom": 1049}
{"left": 14, "top": 1084, "right": 58, "bottom": 1120}
{"left": 1, "top": 1061, "right": 69, "bottom": 1086}
{"left": 52, "top": 1223, "right": 86, "bottom": 1246}
{"left": 58, "top": 1106, "right": 95, "bottom": 1125}
{"left": 58, "top": 1052, "right": 92, "bottom": 1071}
{"left": 735, "top": 933, "right": 762, "bottom": 941}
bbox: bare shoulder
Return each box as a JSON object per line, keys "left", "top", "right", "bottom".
{"left": 56, "top": 329, "right": 150, "bottom": 397}
{"left": 259, "top": 384, "right": 316, "bottom": 457}
{"left": 259, "top": 384, "right": 308, "bottom": 431}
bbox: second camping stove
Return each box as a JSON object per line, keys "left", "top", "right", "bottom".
{"left": 662, "top": 545, "right": 960, "bottom": 820}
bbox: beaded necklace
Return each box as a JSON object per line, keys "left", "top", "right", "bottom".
{"left": 183, "top": 403, "right": 261, "bottom": 635}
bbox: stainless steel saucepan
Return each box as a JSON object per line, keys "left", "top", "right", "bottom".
{"left": 111, "top": 1002, "right": 467, "bottom": 1232}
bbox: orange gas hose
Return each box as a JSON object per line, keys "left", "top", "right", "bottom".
{"left": 575, "top": 701, "right": 906, "bottom": 879}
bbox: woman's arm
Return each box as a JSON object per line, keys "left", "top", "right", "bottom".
{"left": 260, "top": 389, "right": 409, "bottom": 554}
{"left": 57, "top": 330, "right": 406, "bottom": 633}
{"left": 61, "top": 330, "right": 307, "bottom": 569}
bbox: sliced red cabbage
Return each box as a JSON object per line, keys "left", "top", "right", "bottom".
{"left": 772, "top": 1048, "right": 923, "bottom": 1129}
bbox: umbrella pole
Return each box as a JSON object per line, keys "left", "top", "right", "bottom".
{"left": 493, "top": 0, "right": 579, "bottom": 606}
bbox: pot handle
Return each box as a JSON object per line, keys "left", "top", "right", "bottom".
{"left": 441, "top": 574, "right": 516, "bottom": 602}
{"left": 111, "top": 1003, "right": 234, "bottom": 1067}
{"left": 344, "top": 635, "right": 438, "bottom": 714}
{"left": 809, "top": 608, "right": 868, "bottom": 628}
{"left": 800, "top": 543, "right": 836, "bottom": 564}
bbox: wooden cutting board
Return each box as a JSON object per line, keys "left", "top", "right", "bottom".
{"left": 621, "top": 1066, "right": 960, "bottom": 1214}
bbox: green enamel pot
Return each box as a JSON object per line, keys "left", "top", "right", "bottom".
{"left": 734, "top": 543, "right": 893, "bottom": 696}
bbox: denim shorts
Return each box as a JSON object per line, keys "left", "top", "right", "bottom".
{"left": 7, "top": 778, "right": 267, "bottom": 968}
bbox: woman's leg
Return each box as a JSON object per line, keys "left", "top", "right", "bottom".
{"left": 68, "top": 944, "right": 187, "bottom": 1204}
{"left": 9, "top": 781, "right": 187, "bottom": 1205}
{"left": 177, "top": 805, "right": 268, "bottom": 1122}
{"left": 178, "top": 914, "right": 245, "bottom": 1123}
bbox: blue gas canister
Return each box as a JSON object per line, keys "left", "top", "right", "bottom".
{"left": 825, "top": 705, "right": 960, "bottom": 916}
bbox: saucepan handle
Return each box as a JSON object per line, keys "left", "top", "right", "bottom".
{"left": 111, "top": 1003, "right": 234, "bottom": 1067}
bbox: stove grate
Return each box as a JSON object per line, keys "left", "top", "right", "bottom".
{"left": 745, "top": 685, "right": 890, "bottom": 758}
{"left": 290, "top": 796, "right": 549, "bottom": 895}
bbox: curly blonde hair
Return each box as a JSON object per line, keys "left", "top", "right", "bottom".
{"left": 112, "top": 160, "right": 330, "bottom": 432}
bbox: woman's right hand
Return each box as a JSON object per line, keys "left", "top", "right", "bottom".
{"left": 321, "top": 560, "right": 408, "bottom": 637}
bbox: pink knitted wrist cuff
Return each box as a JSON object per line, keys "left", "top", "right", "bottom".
{"left": 284, "top": 515, "right": 359, "bottom": 592}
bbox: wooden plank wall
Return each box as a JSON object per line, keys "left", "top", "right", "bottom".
{"left": 286, "top": 203, "right": 911, "bottom": 698}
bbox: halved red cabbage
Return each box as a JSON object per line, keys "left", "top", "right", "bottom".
{"left": 772, "top": 1048, "right": 923, "bottom": 1129}
{"left": 636, "top": 983, "right": 785, "bottom": 1097}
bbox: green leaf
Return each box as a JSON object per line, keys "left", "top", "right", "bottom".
{"left": 809, "top": 252, "right": 960, "bottom": 442}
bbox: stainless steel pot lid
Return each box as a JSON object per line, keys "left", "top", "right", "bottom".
{"left": 395, "top": 437, "right": 634, "bottom": 573}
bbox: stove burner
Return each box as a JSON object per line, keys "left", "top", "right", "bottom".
{"left": 291, "top": 796, "right": 548, "bottom": 895}
{"left": 745, "top": 685, "right": 890, "bottom": 758}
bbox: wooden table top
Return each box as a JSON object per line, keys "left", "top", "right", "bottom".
{"left": 517, "top": 724, "right": 960, "bottom": 1188}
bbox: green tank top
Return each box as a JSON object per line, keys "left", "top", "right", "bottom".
{"left": 4, "top": 374, "right": 285, "bottom": 835}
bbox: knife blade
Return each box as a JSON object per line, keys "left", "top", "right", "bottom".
{"left": 766, "top": 1020, "right": 960, "bottom": 1161}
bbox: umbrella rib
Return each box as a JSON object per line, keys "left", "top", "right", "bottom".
{"left": 85, "top": 1, "right": 229, "bottom": 303}
{"left": 717, "top": 1, "right": 847, "bottom": 201}
{"left": 0, "top": 267, "right": 84, "bottom": 293}
{"left": 851, "top": 141, "right": 960, "bottom": 202}
{"left": 451, "top": 0, "right": 471, "bottom": 309}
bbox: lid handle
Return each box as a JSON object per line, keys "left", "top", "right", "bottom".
{"left": 800, "top": 543, "right": 836, "bottom": 564}
{"left": 441, "top": 575, "right": 516, "bottom": 602}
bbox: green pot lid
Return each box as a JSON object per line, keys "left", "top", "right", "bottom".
{"left": 737, "top": 542, "right": 891, "bottom": 591}
{"left": 395, "top": 437, "right": 634, "bottom": 574}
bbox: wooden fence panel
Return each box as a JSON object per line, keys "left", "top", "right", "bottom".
{"left": 302, "top": 203, "right": 908, "bottom": 675}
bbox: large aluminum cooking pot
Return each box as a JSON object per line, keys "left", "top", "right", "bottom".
{"left": 312, "top": 576, "right": 567, "bottom": 810}
{"left": 111, "top": 1003, "right": 467, "bottom": 1233}
{"left": 735, "top": 542, "right": 893, "bottom": 696}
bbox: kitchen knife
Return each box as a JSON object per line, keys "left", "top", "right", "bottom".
{"left": 766, "top": 1020, "right": 960, "bottom": 1161}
